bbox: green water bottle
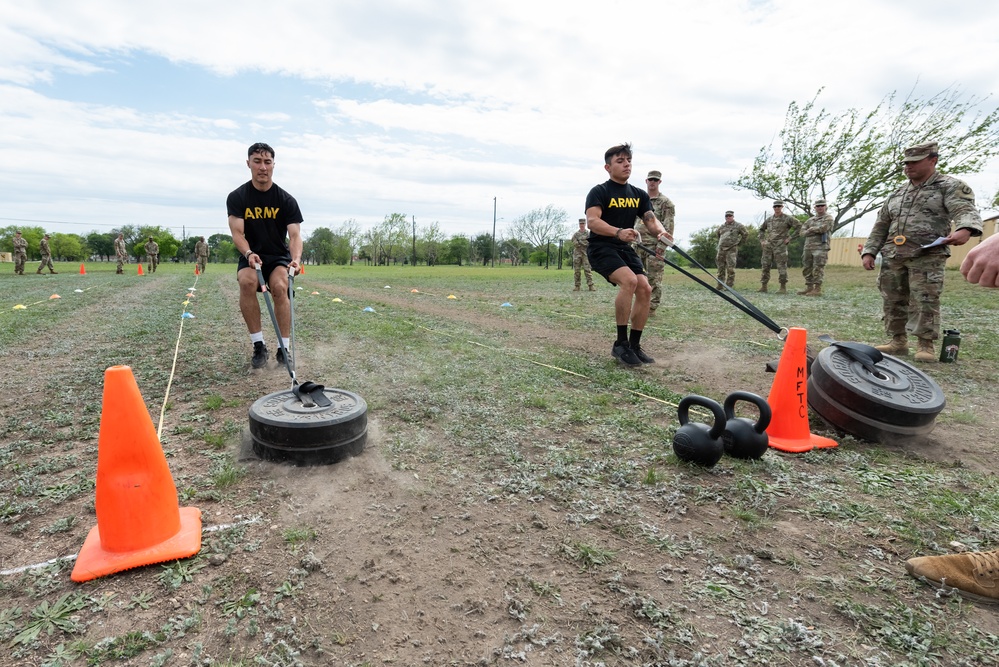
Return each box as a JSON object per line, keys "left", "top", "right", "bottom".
{"left": 939, "top": 329, "right": 960, "bottom": 363}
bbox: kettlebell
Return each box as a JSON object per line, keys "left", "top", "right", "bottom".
{"left": 721, "top": 391, "right": 772, "bottom": 459}
{"left": 672, "top": 395, "right": 726, "bottom": 467}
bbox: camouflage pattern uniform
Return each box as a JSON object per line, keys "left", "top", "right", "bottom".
{"left": 114, "top": 235, "right": 128, "bottom": 274}
{"left": 759, "top": 204, "right": 799, "bottom": 291}
{"left": 195, "top": 238, "right": 209, "bottom": 274}
{"left": 36, "top": 236, "right": 56, "bottom": 274}
{"left": 13, "top": 233, "right": 27, "bottom": 275}
{"left": 144, "top": 239, "right": 160, "bottom": 273}
{"left": 800, "top": 203, "right": 833, "bottom": 294}
{"left": 571, "top": 223, "right": 594, "bottom": 290}
{"left": 634, "top": 193, "right": 675, "bottom": 311}
{"left": 715, "top": 213, "right": 747, "bottom": 287}
{"left": 863, "top": 171, "right": 982, "bottom": 342}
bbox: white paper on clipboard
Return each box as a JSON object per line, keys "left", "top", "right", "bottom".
{"left": 920, "top": 237, "right": 949, "bottom": 249}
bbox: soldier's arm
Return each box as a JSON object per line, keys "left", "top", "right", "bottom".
{"left": 943, "top": 178, "right": 982, "bottom": 245}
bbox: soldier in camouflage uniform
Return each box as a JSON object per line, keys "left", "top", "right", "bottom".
{"left": 12, "top": 230, "right": 27, "bottom": 275}
{"left": 715, "top": 211, "right": 747, "bottom": 287}
{"left": 571, "top": 219, "right": 595, "bottom": 291}
{"left": 144, "top": 236, "right": 160, "bottom": 273}
{"left": 633, "top": 170, "right": 675, "bottom": 315}
{"left": 195, "top": 236, "right": 210, "bottom": 274}
{"left": 758, "top": 201, "right": 799, "bottom": 293}
{"left": 799, "top": 200, "right": 833, "bottom": 296}
{"left": 36, "top": 234, "right": 57, "bottom": 274}
{"left": 114, "top": 233, "right": 128, "bottom": 274}
{"left": 862, "top": 141, "right": 982, "bottom": 361}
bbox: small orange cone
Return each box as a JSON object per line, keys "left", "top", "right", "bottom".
{"left": 299, "top": 265, "right": 305, "bottom": 275}
{"left": 194, "top": 266, "right": 199, "bottom": 276}
{"left": 138, "top": 264, "right": 144, "bottom": 276}
{"left": 765, "top": 327, "right": 838, "bottom": 453}
{"left": 71, "top": 366, "right": 201, "bottom": 582}
{"left": 79, "top": 263, "right": 86, "bottom": 275}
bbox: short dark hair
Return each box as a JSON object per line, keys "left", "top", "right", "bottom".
{"left": 248, "top": 142, "right": 275, "bottom": 159}
{"left": 604, "top": 143, "right": 632, "bottom": 165}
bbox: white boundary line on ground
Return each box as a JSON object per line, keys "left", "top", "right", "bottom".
{"left": 0, "top": 516, "right": 261, "bottom": 576}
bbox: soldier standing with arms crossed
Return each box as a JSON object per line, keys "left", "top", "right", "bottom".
{"left": 114, "top": 233, "right": 128, "bottom": 274}
{"left": 758, "top": 201, "right": 799, "bottom": 293}
{"left": 12, "top": 230, "right": 27, "bottom": 275}
{"left": 798, "top": 199, "right": 833, "bottom": 296}
{"left": 144, "top": 237, "right": 160, "bottom": 273}
{"left": 634, "top": 170, "right": 675, "bottom": 315}
{"left": 571, "top": 219, "right": 595, "bottom": 291}
{"left": 862, "top": 141, "right": 981, "bottom": 361}
{"left": 36, "top": 233, "right": 57, "bottom": 274}
{"left": 715, "top": 211, "right": 747, "bottom": 288}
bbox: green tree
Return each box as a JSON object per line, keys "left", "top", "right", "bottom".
{"left": 50, "top": 233, "right": 87, "bottom": 261}
{"left": 305, "top": 227, "right": 337, "bottom": 265}
{"left": 472, "top": 233, "right": 493, "bottom": 266}
{"left": 87, "top": 232, "right": 115, "bottom": 261}
{"left": 442, "top": 235, "right": 470, "bottom": 265}
{"left": 208, "top": 233, "right": 232, "bottom": 263}
{"left": 732, "top": 86, "right": 999, "bottom": 233}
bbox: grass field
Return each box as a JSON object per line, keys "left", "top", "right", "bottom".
{"left": 1, "top": 260, "right": 998, "bottom": 666}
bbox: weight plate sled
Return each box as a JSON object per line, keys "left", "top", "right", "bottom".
{"left": 809, "top": 346, "right": 945, "bottom": 429}
{"left": 807, "top": 376, "right": 936, "bottom": 442}
{"left": 249, "top": 388, "right": 367, "bottom": 465}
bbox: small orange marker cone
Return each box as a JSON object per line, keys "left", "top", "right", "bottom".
{"left": 299, "top": 265, "right": 305, "bottom": 275}
{"left": 765, "top": 327, "right": 838, "bottom": 453}
{"left": 194, "top": 266, "right": 200, "bottom": 276}
{"left": 71, "top": 366, "right": 202, "bottom": 582}
{"left": 138, "top": 264, "right": 144, "bottom": 276}
{"left": 79, "top": 263, "right": 86, "bottom": 275}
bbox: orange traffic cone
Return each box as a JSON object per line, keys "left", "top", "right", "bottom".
{"left": 765, "top": 327, "right": 838, "bottom": 453}
{"left": 71, "top": 366, "right": 201, "bottom": 582}
{"left": 138, "top": 264, "right": 144, "bottom": 276}
{"left": 79, "top": 263, "right": 86, "bottom": 275}
{"left": 299, "top": 265, "right": 305, "bottom": 275}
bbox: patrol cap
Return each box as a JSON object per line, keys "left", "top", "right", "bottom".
{"left": 578, "top": 218, "right": 586, "bottom": 224}
{"left": 647, "top": 170, "right": 662, "bottom": 180}
{"left": 902, "top": 141, "right": 939, "bottom": 162}
{"left": 725, "top": 210, "right": 734, "bottom": 216}
{"left": 773, "top": 200, "right": 784, "bottom": 207}
{"left": 814, "top": 199, "right": 827, "bottom": 206}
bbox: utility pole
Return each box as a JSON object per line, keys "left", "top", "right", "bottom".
{"left": 492, "top": 197, "right": 497, "bottom": 268}
{"left": 412, "top": 215, "right": 416, "bottom": 267}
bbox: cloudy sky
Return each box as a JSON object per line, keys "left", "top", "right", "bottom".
{"left": 2, "top": 0, "right": 998, "bottom": 247}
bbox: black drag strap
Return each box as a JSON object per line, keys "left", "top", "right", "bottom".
{"left": 636, "top": 242, "right": 784, "bottom": 335}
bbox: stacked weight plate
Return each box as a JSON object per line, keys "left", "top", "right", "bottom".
{"left": 807, "top": 346, "right": 945, "bottom": 443}
{"left": 249, "top": 388, "right": 367, "bottom": 465}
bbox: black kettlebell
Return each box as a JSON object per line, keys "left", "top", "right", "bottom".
{"left": 672, "top": 395, "right": 726, "bottom": 467}
{"left": 721, "top": 391, "right": 772, "bottom": 460}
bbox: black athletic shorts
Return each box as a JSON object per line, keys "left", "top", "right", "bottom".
{"left": 587, "top": 242, "right": 645, "bottom": 285}
{"left": 237, "top": 255, "right": 291, "bottom": 292}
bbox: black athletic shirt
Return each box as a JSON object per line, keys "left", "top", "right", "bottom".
{"left": 584, "top": 180, "right": 652, "bottom": 245}
{"left": 226, "top": 181, "right": 304, "bottom": 257}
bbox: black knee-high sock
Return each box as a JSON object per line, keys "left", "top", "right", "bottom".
{"left": 629, "top": 329, "right": 643, "bottom": 348}
{"left": 616, "top": 325, "right": 628, "bottom": 344}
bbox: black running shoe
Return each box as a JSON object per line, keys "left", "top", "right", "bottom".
{"left": 251, "top": 342, "right": 269, "bottom": 369}
{"left": 632, "top": 345, "right": 655, "bottom": 364}
{"left": 612, "top": 341, "right": 642, "bottom": 367}
{"left": 276, "top": 347, "right": 291, "bottom": 365}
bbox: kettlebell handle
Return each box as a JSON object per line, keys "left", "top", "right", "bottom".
{"left": 723, "top": 391, "right": 772, "bottom": 434}
{"left": 677, "top": 395, "right": 727, "bottom": 440}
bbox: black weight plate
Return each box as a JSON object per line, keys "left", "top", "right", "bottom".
{"left": 807, "top": 376, "right": 936, "bottom": 443}
{"left": 249, "top": 388, "right": 367, "bottom": 465}
{"left": 809, "top": 346, "right": 944, "bottom": 428}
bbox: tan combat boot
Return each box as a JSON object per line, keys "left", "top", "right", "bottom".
{"left": 588, "top": 285, "right": 596, "bottom": 292}
{"left": 777, "top": 282, "right": 787, "bottom": 294}
{"left": 915, "top": 338, "right": 937, "bottom": 362}
{"left": 905, "top": 549, "right": 999, "bottom": 603}
{"left": 797, "top": 284, "right": 813, "bottom": 295}
{"left": 757, "top": 282, "right": 768, "bottom": 293}
{"left": 573, "top": 286, "right": 580, "bottom": 292}
{"left": 806, "top": 285, "right": 822, "bottom": 297}
{"left": 874, "top": 334, "right": 908, "bottom": 355}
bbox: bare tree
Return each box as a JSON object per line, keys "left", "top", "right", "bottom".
{"left": 510, "top": 204, "right": 570, "bottom": 249}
